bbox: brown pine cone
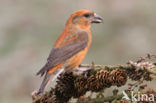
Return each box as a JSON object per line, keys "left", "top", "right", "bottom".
{"left": 110, "top": 69, "right": 127, "bottom": 87}
{"left": 55, "top": 72, "right": 76, "bottom": 103}
{"left": 74, "top": 76, "right": 88, "bottom": 98}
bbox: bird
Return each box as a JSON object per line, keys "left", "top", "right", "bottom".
{"left": 36, "top": 9, "right": 103, "bottom": 95}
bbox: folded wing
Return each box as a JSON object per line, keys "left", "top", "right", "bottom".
{"left": 36, "top": 31, "right": 89, "bottom": 76}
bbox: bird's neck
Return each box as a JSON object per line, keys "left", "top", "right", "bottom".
{"left": 68, "top": 24, "right": 92, "bottom": 46}
{"left": 66, "top": 24, "right": 91, "bottom": 35}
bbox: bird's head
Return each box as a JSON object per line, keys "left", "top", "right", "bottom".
{"left": 66, "top": 9, "right": 103, "bottom": 29}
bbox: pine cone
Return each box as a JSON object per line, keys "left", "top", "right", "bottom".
{"left": 127, "top": 69, "right": 145, "bottom": 81}
{"left": 96, "top": 70, "right": 112, "bottom": 88}
{"left": 87, "top": 70, "right": 111, "bottom": 92}
{"left": 87, "top": 75, "right": 100, "bottom": 92}
{"left": 74, "top": 76, "right": 88, "bottom": 98}
{"left": 110, "top": 69, "right": 127, "bottom": 87}
{"left": 127, "top": 61, "right": 155, "bottom": 81}
{"left": 55, "top": 72, "right": 76, "bottom": 103}
{"left": 38, "top": 89, "right": 56, "bottom": 103}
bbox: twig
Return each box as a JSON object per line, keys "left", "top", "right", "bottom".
{"left": 32, "top": 55, "right": 156, "bottom": 103}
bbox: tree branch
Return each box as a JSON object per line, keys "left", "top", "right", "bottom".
{"left": 32, "top": 54, "right": 156, "bottom": 103}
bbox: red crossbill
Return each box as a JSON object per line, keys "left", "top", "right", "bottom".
{"left": 36, "top": 9, "right": 103, "bottom": 95}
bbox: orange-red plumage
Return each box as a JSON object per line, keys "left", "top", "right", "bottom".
{"left": 36, "top": 9, "right": 103, "bottom": 95}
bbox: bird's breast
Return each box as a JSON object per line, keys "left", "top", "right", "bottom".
{"left": 64, "top": 47, "right": 89, "bottom": 70}
{"left": 64, "top": 30, "right": 92, "bottom": 70}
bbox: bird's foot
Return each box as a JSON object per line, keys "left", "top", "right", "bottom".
{"left": 83, "top": 63, "right": 94, "bottom": 78}
{"left": 73, "top": 62, "right": 95, "bottom": 78}
{"left": 31, "top": 90, "right": 42, "bottom": 100}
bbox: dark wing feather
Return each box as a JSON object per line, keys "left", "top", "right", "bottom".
{"left": 36, "top": 31, "right": 89, "bottom": 76}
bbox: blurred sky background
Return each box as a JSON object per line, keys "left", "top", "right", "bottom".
{"left": 0, "top": 0, "right": 156, "bottom": 103}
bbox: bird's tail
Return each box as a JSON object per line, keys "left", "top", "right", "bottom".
{"left": 37, "top": 73, "right": 51, "bottom": 95}
{"left": 37, "top": 68, "right": 64, "bottom": 95}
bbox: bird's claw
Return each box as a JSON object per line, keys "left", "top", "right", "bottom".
{"left": 31, "top": 90, "right": 42, "bottom": 100}
{"left": 84, "top": 62, "right": 95, "bottom": 78}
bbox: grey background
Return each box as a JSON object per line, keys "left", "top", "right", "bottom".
{"left": 0, "top": 0, "right": 156, "bottom": 103}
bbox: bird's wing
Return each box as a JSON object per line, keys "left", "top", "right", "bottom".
{"left": 36, "top": 31, "right": 89, "bottom": 76}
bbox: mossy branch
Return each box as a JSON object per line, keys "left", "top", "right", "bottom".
{"left": 32, "top": 54, "right": 156, "bottom": 103}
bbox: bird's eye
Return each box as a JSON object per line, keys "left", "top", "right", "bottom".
{"left": 84, "top": 13, "right": 90, "bottom": 18}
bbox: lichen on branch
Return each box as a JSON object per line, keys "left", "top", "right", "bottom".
{"left": 32, "top": 54, "right": 156, "bottom": 103}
